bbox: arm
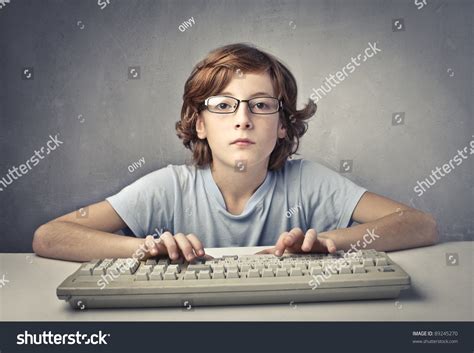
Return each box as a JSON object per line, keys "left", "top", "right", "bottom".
{"left": 32, "top": 200, "right": 145, "bottom": 262}
{"left": 320, "top": 191, "right": 439, "bottom": 252}
{"left": 33, "top": 200, "right": 209, "bottom": 262}
{"left": 257, "top": 191, "right": 438, "bottom": 256}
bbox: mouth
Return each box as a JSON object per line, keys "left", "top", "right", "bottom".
{"left": 231, "top": 138, "right": 255, "bottom": 146}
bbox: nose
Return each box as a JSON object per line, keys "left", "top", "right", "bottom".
{"left": 234, "top": 102, "right": 253, "bottom": 130}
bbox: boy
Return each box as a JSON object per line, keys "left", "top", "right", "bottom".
{"left": 33, "top": 43, "right": 438, "bottom": 262}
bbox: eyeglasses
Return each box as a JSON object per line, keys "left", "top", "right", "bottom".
{"left": 201, "top": 95, "right": 282, "bottom": 115}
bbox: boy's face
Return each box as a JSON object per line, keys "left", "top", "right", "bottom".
{"left": 196, "top": 71, "right": 286, "bottom": 171}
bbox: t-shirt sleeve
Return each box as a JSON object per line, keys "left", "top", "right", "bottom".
{"left": 105, "top": 166, "right": 176, "bottom": 237}
{"left": 299, "top": 160, "right": 367, "bottom": 231}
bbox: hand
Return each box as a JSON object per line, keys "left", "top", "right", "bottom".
{"left": 255, "top": 228, "right": 337, "bottom": 256}
{"left": 143, "top": 232, "right": 213, "bottom": 261}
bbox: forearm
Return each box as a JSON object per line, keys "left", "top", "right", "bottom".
{"left": 33, "top": 221, "right": 145, "bottom": 262}
{"left": 322, "top": 210, "right": 438, "bottom": 252}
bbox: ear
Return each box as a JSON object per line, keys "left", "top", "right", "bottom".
{"left": 277, "top": 119, "right": 287, "bottom": 139}
{"left": 195, "top": 113, "right": 207, "bottom": 139}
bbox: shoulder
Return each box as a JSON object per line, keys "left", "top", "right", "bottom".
{"left": 123, "top": 163, "right": 197, "bottom": 191}
{"left": 276, "top": 158, "right": 339, "bottom": 180}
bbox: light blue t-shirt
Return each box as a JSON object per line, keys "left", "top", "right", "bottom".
{"left": 106, "top": 159, "right": 367, "bottom": 247}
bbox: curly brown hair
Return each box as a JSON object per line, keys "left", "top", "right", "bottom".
{"left": 175, "top": 42, "right": 317, "bottom": 171}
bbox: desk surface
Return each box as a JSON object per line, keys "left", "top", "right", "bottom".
{"left": 0, "top": 241, "right": 472, "bottom": 321}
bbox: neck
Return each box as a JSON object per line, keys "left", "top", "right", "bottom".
{"left": 210, "top": 158, "right": 269, "bottom": 206}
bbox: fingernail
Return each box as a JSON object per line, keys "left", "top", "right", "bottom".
{"left": 275, "top": 250, "right": 281, "bottom": 256}
{"left": 172, "top": 252, "right": 178, "bottom": 259}
{"left": 198, "top": 249, "right": 204, "bottom": 255}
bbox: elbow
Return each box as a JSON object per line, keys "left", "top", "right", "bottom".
{"left": 423, "top": 212, "right": 439, "bottom": 246}
{"left": 32, "top": 223, "right": 50, "bottom": 256}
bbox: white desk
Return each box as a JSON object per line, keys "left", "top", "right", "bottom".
{"left": 0, "top": 241, "right": 472, "bottom": 321}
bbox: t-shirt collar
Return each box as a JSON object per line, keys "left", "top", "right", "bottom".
{"left": 201, "top": 165, "right": 274, "bottom": 216}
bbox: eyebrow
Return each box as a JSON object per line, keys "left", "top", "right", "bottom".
{"left": 219, "top": 91, "right": 273, "bottom": 98}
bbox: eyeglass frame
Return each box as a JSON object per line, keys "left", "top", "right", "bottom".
{"left": 200, "top": 95, "right": 283, "bottom": 115}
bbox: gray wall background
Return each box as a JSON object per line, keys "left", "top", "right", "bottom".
{"left": 0, "top": 0, "right": 472, "bottom": 252}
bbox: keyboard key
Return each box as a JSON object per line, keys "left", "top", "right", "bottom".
{"left": 212, "top": 265, "right": 225, "bottom": 273}
{"left": 92, "top": 267, "right": 107, "bottom": 275}
{"left": 223, "top": 255, "right": 239, "bottom": 260}
{"left": 247, "top": 269, "right": 260, "bottom": 278}
{"left": 127, "top": 259, "right": 140, "bottom": 274}
{"left": 261, "top": 269, "right": 274, "bottom": 277}
{"left": 339, "top": 264, "right": 351, "bottom": 274}
{"left": 225, "top": 264, "right": 238, "bottom": 272}
{"left": 183, "top": 271, "right": 197, "bottom": 280}
{"left": 280, "top": 263, "right": 292, "bottom": 270}
{"left": 226, "top": 269, "right": 239, "bottom": 279}
{"left": 239, "top": 264, "right": 252, "bottom": 272}
{"left": 167, "top": 264, "right": 181, "bottom": 273}
{"left": 253, "top": 263, "right": 264, "bottom": 271}
{"left": 290, "top": 268, "right": 303, "bottom": 276}
{"left": 310, "top": 266, "right": 323, "bottom": 276}
{"left": 352, "top": 264, "right": 366, "bottom": 273}
{"left": 212, "top": 271, "right": 225, "bottom": 279}
{"left": 164, "top": 272, "right": 178, "bottom": 280}
{"left": 375, "top": 258, "right": 388, "bottom": 266}
{"left": 79, "top": 263, "right": 96, "bottom": 276}
{"left": 149, "top": 271, "right": 163, "bottom": 280}
{"left": 135, "top": 272, "right": 149, "bottom": 281}
{"left": 138, "top": 265, "right": 153, "bottom": 273}
{"left": 266, "top": 263, "right": 279, "bottom": 271}
{"left": 198, "top": 270, "right": 211, "bottom": 280}
{"left": 363, "top": 258, "right": 374, "bottom": 266}
{"left": 89, "top": 259, "right": 101, "bottom": 266}
{"left": 276, "top": 268, "right": 288, "bottom": 277}
{"left": 187, "top": 264, "right": 211, "bottom": 272}
{"left": 145, "top": 259, "right": 157, "bottom": 266}
{"left": 295, "top": 262, "right": 307, "bottom": 270}
{"left": 154, "top": 264, "right": 167, "bottom": 273}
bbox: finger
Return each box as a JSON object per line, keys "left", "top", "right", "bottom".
{"left": 160, "top": 232, "right": 179, "bottom": 260}
{"left": 145, "top": 235, "right": 159, "bottom": 256}
{"left": 185, "top": 234, "right": 205, "bottom": 257}
{"left": 174, "top": 233, "right": 195, "bottom": 261}
{"left": 301, "top": 229, "right": 318, "bottom": 252}
{"left": 320, "top": 237, "right": 337, "bottom": 253}
{"left": 274, "top": 227, "right": 304, "bottom": 256}
{"left": 274, "top": 232, "right": 290, "bottom": 256}
{"left": 283, "top": 227, "right": 305, "bottom": 252}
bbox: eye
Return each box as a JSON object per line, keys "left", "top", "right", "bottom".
{"left": 217, "top": 103, "right": 231, "bottom": 110}
{"left": 255, "top": 102, "right": 268, "bottom": 109}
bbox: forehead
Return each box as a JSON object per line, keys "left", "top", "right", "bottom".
{"left": 219, "top": 71, "right": 275, "bottom": 97}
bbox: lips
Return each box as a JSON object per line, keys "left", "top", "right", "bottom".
{"left": 231, "top": 138, "right": 255, "bottom": 145}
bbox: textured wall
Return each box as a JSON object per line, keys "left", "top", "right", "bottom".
{"left": 0, "top": 0, "right": 472, "bottom": 252}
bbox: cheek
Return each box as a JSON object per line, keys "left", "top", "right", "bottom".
{"left": 259, "top": 120, "right": 280, "bottom": 140}
{"left": 205, "top": 122, "right": 227, "bottom": 146}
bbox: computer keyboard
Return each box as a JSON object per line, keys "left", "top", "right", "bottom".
{"left": 57, "top": 249, "right": 410, "bottom": 309}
